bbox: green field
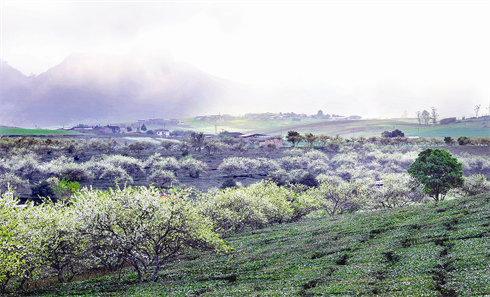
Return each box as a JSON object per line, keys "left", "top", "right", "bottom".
{"left": 19, "top": 194, "right": 490, "bottom": 296}
{"left": 0, "top": 127, "right": 81, "bottom": 136}
{"left": 184, "top": 118, "right": 490, "bottom": 138}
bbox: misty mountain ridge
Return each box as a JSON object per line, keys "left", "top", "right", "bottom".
{"left": 1, "top": 50, "right": 473, "bottom": 128}
{"left": 0, "top": 50, "right": 258, "bottom": 128}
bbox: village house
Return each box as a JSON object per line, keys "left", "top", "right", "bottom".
{"left": 154, "top": 129, "right": 170, "bottom": 137}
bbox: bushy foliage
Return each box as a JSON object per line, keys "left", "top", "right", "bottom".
{"left": 0, "top": 173, "right": 30, "bottom": 194}
{"left": 199, "top": 181, "right": 313, "bottom": 235}
{"left": 457, "top": 136, "right": 471, "bottom": 146}
{"left": 99, "top": 164, "right": 134, "bottom": 184}
{"left": 307, "top": 159, "right": 330, "bottom": 175}
{"left": 408, "top": 149, "right": 464, "bottom": 202}
{"left": 218, "top": 157, "right": 259, "bottom": 177}
{"left": 458, "top": 152, "right": 490, "bottom": 174}
{"left": 129, "top": 141, "right": 155, "bottom": 154}
{"left": 280, "top": 156, "right": 305, "bottom": 171}
{"left": 150, "top": 157, "right": 181, "bottom": 174}
{"left": 0, "top": 190, "right": 26, "bottom": 293}
{"left": 363, "top": 173, "right": 419, "bottom": 209}
{"left": 147, "top": 170, "right": 177, "bottom": 187}
{"left": 284, "top": 148, "right": 304, "bottom": 157}
{"left": 203, "top": 139, "right": 229, "bottom": 155}
{"left": 297, "top": 173, "right": 319, "bottom": 187}
{"left": 31, "top": 180, "right": 56, "bottom": 200}
{"left": 102, "top": 155, "right": 144, "bottom": 176}
{"left": 160, "top": 139, "right": 179, "bottom": 151}
{"left": 180, "top": 156, "right": 208, "bottom": 178}
{"left": 307, "top": 180, "right": 359, "bottom": 216}
{"left": 0, "top": 186, "right": 229, "bottom": 291}
{"left": 268, "top": 169, "right": 293, "bottom": 186}
{"left": 221, "top": 178, "right": 237, "bottom": 189}
{"left": 256, "top": 158, "right": 280, "bottom": 175}
{"left": 461, "top": 174, "right": 490, "bottom": 196}
{"left": 54, "top": 163, "right": 94, "bottom": 182}
{"left": 74, "top": 186, "right": 228, "bottom": 282}
{"left": 4, "top": 153, "right": 40, "bottom": 179}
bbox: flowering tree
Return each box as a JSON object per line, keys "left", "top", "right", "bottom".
{"left": 73, "top": 186, "right": 228, "bottom": 282}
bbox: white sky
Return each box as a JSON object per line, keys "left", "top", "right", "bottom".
{"left": 1, "top": 1, "right": 489, "bottom": 118}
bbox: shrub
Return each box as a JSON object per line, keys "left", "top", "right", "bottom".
{"left": 160, "top": 139, "right": 179, "bottom": 151}
{"left": 55, "top": 163, "right": 94, "bottom": 182}
{"left": 99, "top": 165, "right": 133, "bottom": 184}
{"left": 290, "top": 169, "right": 309, "bottom": 184}
{"left": 218, "top": 157, "right": 258, "bottom": 177}
{"left": 150, "top": 157, "right": 181, "bottom": 174}
{"left": 180, "top": 157, "right": 207, "bottom": 178}
{"left": 307, "top": 159, "right": 329, "bottom": 175}
{"left": 0, "top": 173, "right": 30, "bottom": 194}
{"left": 269, "top": 169, "right": 293, "bottom": 186}
{"left": 52, "top": 178, "right": 81, "bottom": 202}
{"left": 457, "top": 136, "right": 471, "bottom": 146}
{"left": 129, "top": 141, "right": 155, "bottom": 154}
{"left": 298, "top": 173, "right": 319, "bottom": 187}
{"left": 256, "top": 158, "right": 280, "bottom": 175}
{"left": 147, "top": 170, "right": 177, "bottom": 187}
{"left": 199, "top": 181, "right": 296, "bottom": 235}
{"left": 7, "top": 153, "right": 40, "bottom": 179}
{"left": 31, "top": 180, "right": 56, "bottom": 200}
{"left": 461, "top": 174, "right": 490, "bottom": 196}
{"left": 221, "top": 178, "right": 237, "bottom": 189}
{"left": 307, "top": 181, "right": 358, "bottom": 216}
{"left": 103, "top": 155, "right": 144, "bottom": 176}
{"left": 284, "top": 148, "right": 304, "bottom": 157}
{"left": 280, "top": 156, "right": 305, "bottom": 171}
{"left": 444, "top": 136, "right": 455, "bottom": 145}
{"left": 363, "top": 173, "right": 416, "bottom": 209}
{"left": 304, "top": 150, "right": 328, "bottom": 162}
{"left": 203, "top": 139, "right": 229, "bottom": 155}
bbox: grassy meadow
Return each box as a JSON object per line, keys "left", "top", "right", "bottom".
{"left": 0, "top": 127, "right": 81, "bottom": 136}
{"left": 16, "top": 194, "right": 490, "bottom": 297}
{"left": 184, "top": 117, "right": 490, "bottom": 139}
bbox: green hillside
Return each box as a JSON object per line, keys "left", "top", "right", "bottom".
{"left": 20, "top": 194, "right": 490, "bottom": 296}
{"left": 0, "top": 127, "right": 80, "bottom": 136}
{"left": 185, "top": 117, "right": 490, "bottom": 138}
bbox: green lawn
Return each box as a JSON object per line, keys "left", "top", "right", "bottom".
{"left": 18, "top": 194, "right": 490, "bottom": 296}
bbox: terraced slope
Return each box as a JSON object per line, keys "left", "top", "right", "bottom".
{"left": 17, "top": 194, "right": 490, "bottom": 296}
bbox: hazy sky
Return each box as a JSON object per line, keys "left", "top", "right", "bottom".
{"left": 1, "top": 1, "right": 489, "bottom": 118}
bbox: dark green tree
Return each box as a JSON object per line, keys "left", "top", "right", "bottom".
{"left": 141, "top": 124, "right": 147, "bottom": 132}
{"left": 408, "top": 148, "right": 464, "bottom": 202}
{"left": 126, "top": 126, "right": 132, "bottom": 132}
{"left": 287, "top": 131, "right": 302, "bottom": 147}
{"left": 443, "top": 136, "right": 454, "bottom": 145}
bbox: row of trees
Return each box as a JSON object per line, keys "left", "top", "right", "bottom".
{"left": 415, "top": 107, "right": 438, "bottom": 125}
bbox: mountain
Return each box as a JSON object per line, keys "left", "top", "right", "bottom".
{"left": 0, "top": 50, "right": 256, "bottom": 127}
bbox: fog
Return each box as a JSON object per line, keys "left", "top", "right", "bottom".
{"left": 1, "top": 1, "right": 489, "bottom": 119}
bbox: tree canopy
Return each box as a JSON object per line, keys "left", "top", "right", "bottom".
{"left": 408, "top": 148, "right": 464, "bottom": 202}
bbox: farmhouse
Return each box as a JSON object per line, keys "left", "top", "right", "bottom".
{"left": 154, "top": 129, "right": 170, "bottom": 138}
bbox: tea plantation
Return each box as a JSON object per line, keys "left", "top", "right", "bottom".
{"left": 16, "top": 194, "right": 490, "bottom": 296}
